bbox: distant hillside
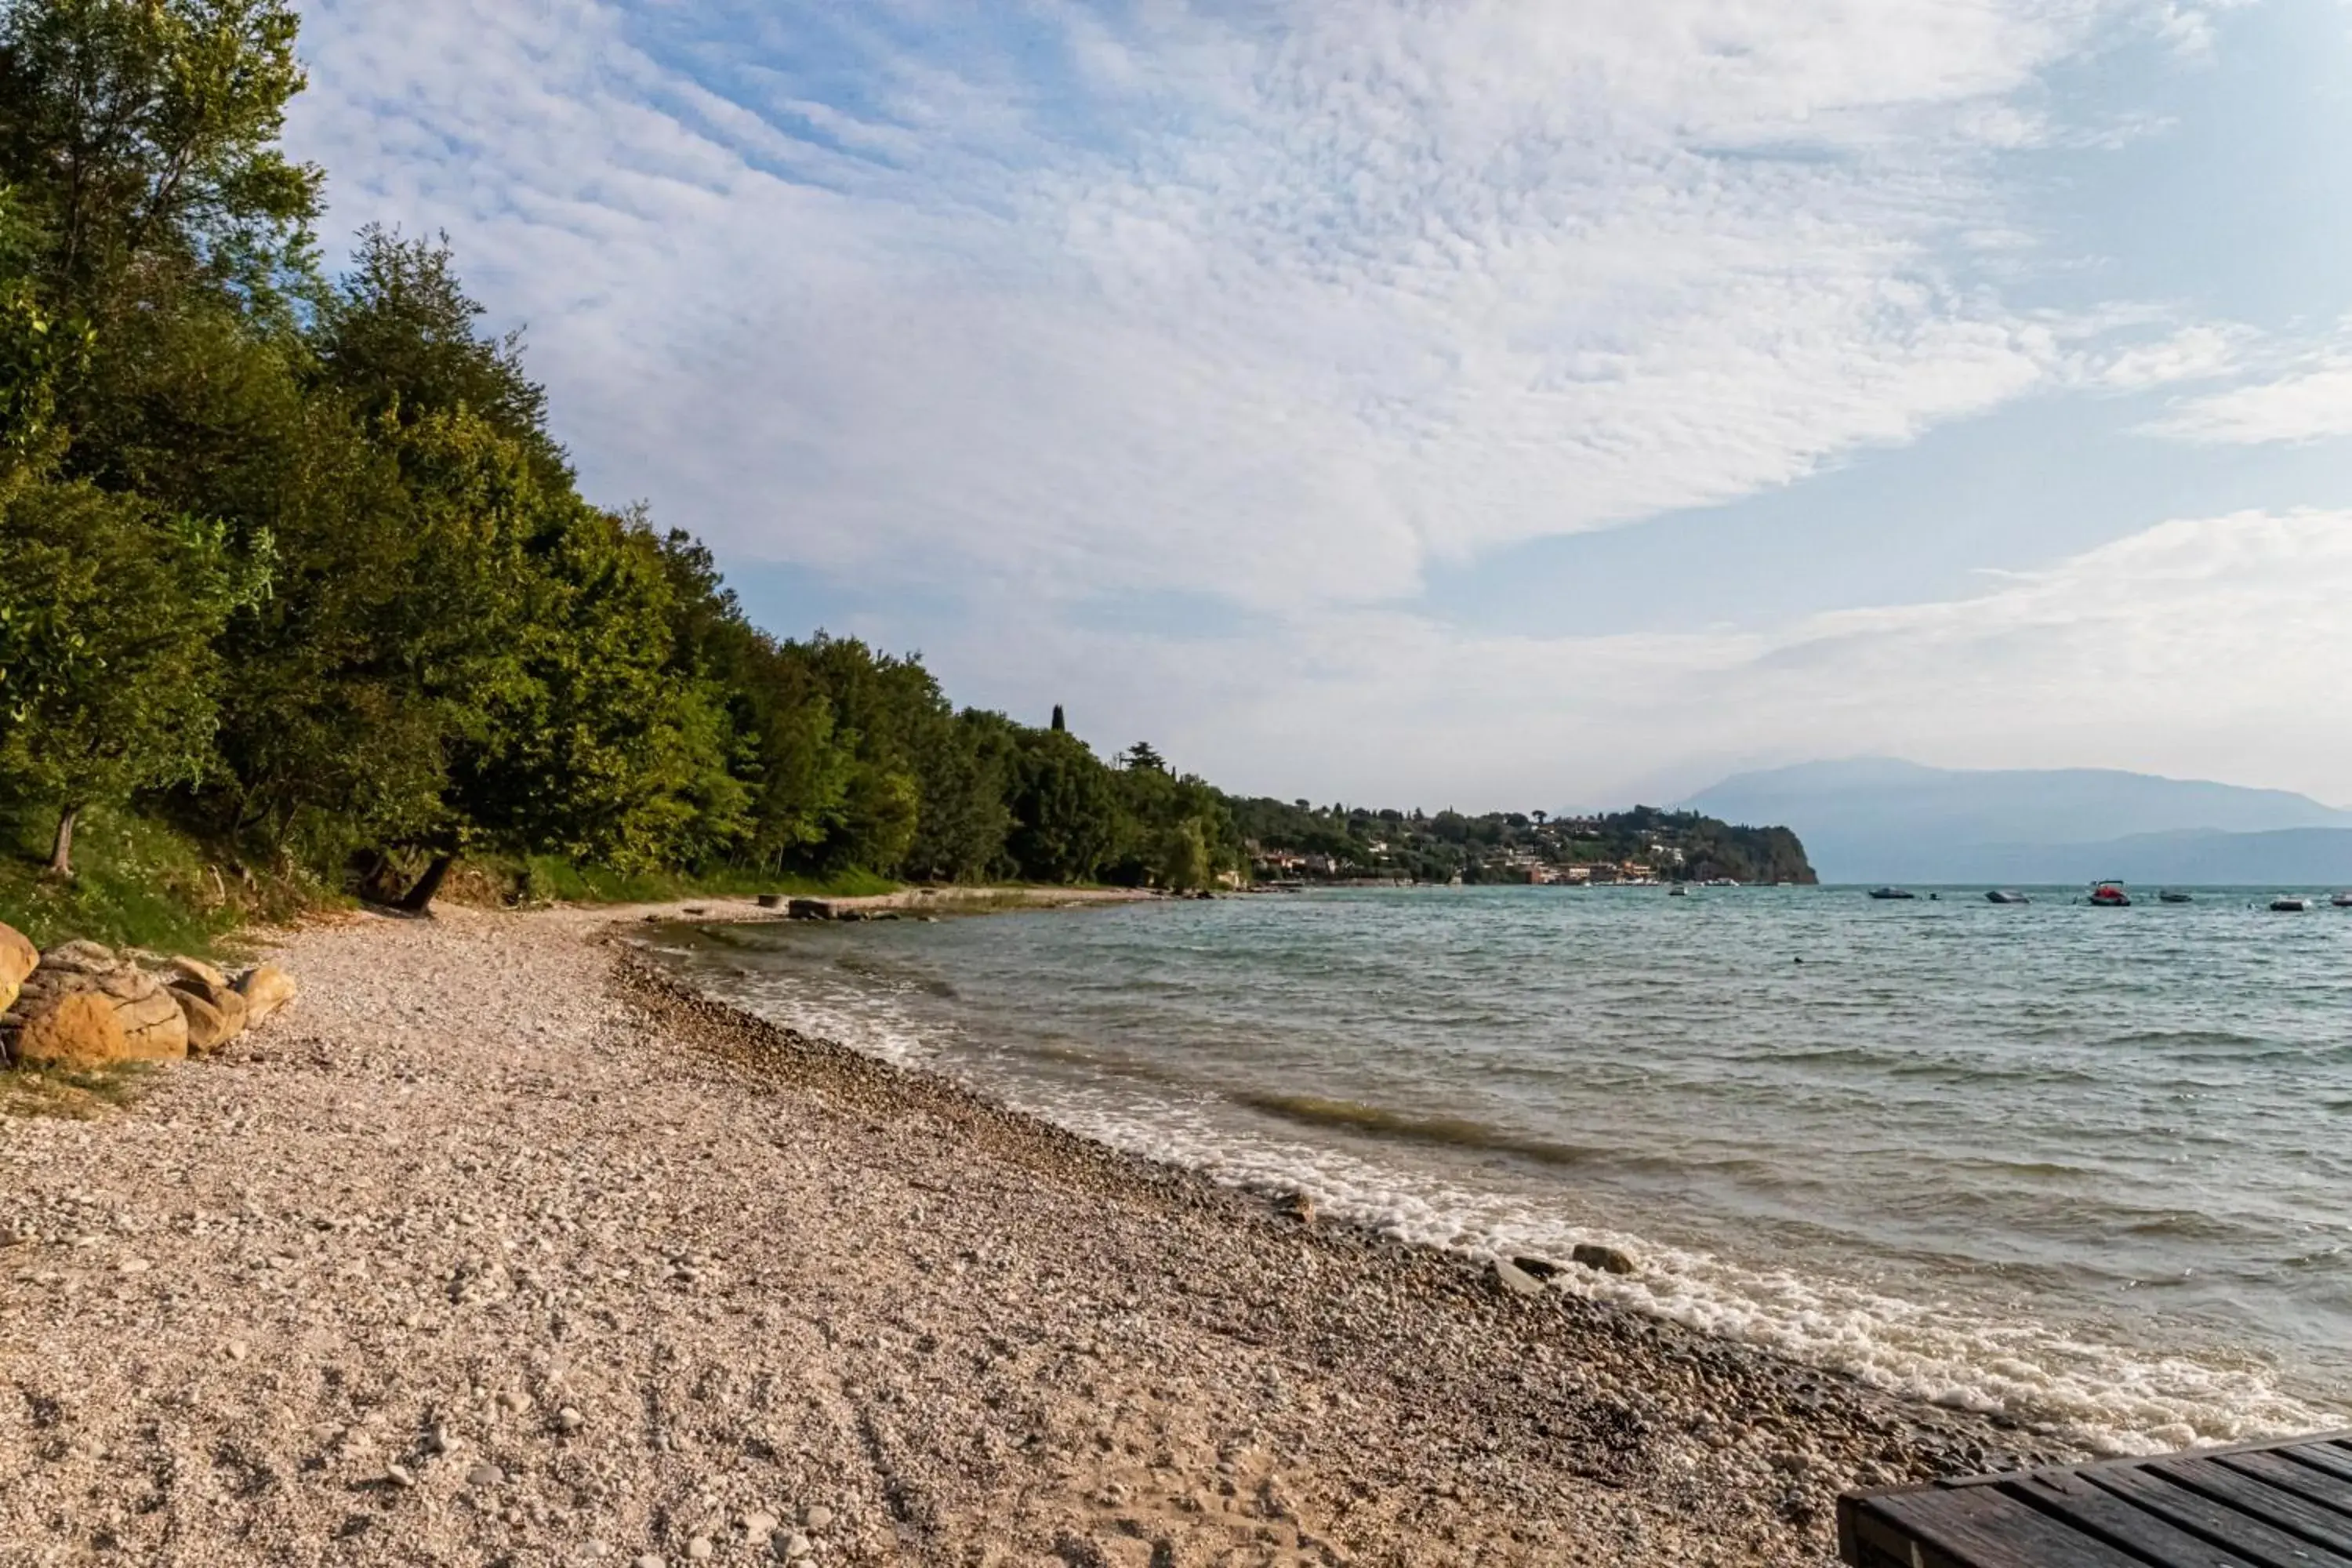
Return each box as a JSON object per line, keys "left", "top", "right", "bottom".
{"left": 1231, "top": 800, "right": 1814, "bottom": 884}
{"left": 1682, "top": 759, "right": 2352, "bottom": 882}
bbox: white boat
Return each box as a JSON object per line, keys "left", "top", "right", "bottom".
{"left": 2271, "top": 896, "right": 2314, "bottom": 913}
{"left": 2334, "top": 892, "right": 2352, "bottom": 908}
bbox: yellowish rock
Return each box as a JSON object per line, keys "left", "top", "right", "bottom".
{"left": 0, "top": 921, "right": 35, "bottom": 1014}
{"left": 236, "top": 963, "right": 296, "bottom": 1027}
{"left": 166, "top": 955, "right": 230, "bottom": 993}
{"left": 12, "top": 991, "right": 129, "bottom": 1070}
{"left": 172, "top": 985, "right": 246, "bottom": 1055}
{"left": 94, "top": 970, "right": 188, "bottom": 1061}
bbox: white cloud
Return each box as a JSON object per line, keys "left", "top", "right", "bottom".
{"left": 2145, "top": 358, "right": 2352, "bottom": 444}
{"left": 2081, "top": 321, "right": 2255, "bottom": 390}
{"left": 285, "top": 0, "right": 2162, "bottom": 611}
{"left": 975, "top": 509, "right": 2352, "bottom": 808}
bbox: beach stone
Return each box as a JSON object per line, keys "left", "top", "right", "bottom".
{"left": 166, "top": 955, "right": 230, "bottom": 992}
{"left": 1571, "top": 1243, "right": 1638, "bottom": 1276}
{"left": 776, "top": 1534, "right": 811, "bottom": 1561}
{"left": 800, "top": 1506, "right": 833, "bottom": 1530}
{"left": 634, "top": 1556, "right": 665, "bottom": 1568}
{"left": 0, "top": 921, "right": 36, "bottom": 1013}
{"left": 235, "top": 963, "right": 297, "bottom": 1026}
{"left": 39, "top": 939, "right": 118, "bottom": 975}
{"left": 10, "top": 990, "right": 129, "bottom": 1069}
{"left": 466, "top": 1462, "right": 504, "bottom": 1487}
{"left": 171, "top": 985, "right": 245, "bottom": 1054}
{"left": 742, "top": 1512, "right": 778, "bottom": 1537}
{"left": 1491, "top": 1258, "right": 1546, "bottom": 1298}
{"left": 1511, "top": 1254, "right": 1563, "bottom": 1280}
{"left": 686, "top": 1537, "right": 713, "bottom": 1562}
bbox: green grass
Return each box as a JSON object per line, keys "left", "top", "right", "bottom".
{"left": 0, "top": 799, "right": 896, "bottom": 960}
{"left": 0, "top": 1062, "right": 151, "bottom": 1120}
{"left": 0, "top": 802, "right": 320, "bottom": 956}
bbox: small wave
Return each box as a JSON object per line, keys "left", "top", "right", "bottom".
{"left": 1234, "top": 1093, "right": 1598, "bottom": 1168}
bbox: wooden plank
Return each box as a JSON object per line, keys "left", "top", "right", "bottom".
{"left": 2285, "top": 1446, "right": 2352, "bottom": 1487}
{"left": 2154, "top": 1458, "right": 2352, "bottom": 1556}
{"left": 2221, "top": 1453, "right": 2352, "bottom": 1519}
{"left": 1860, "top": 1484, "right": 2156, "bottom": 1567}
{"left": 2009, "top": 1470, "right": 2265, "bottom": 1568}
{"left": 1841, "top": 1499, "right": 1926, "bottom": 1568}
{"left": 2089, "top": 1466, "right": 2352, "bottom": 1568}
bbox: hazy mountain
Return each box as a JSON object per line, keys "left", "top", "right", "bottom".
{"left": 1682, "top": 759, "right": 2352, "bottom": 882}
{"left": 1962, "top": 829, "right": 2352, "bottom": 887}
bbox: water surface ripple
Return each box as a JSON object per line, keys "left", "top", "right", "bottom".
{"left": 651, "top": 885, "right": 2352, "bottom": 1451}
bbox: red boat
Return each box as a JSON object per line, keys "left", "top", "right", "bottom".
{"left": 2089, "top": 880, "right": 2132, "bottom": 907}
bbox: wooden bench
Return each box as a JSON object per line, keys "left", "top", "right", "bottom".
{"left": 1840, "top": 1432, "right": 2352, "bottom": 1567}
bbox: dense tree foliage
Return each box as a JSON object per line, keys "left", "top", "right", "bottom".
{"left": 0, "top": 0, "right": 1807, "bottom": 905}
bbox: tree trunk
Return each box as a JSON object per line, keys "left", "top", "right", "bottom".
{"left": 46, "top": 804, "right": 80, "bottom": 878}
{"left": 399, "top": 853, "right": 455, "bottom": 914}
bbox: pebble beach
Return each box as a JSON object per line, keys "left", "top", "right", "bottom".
{"left": 0, "top": 902, "right": 2082, "bottom": 1565}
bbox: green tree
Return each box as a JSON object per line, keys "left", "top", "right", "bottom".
{"left": 0, "top": 480, "right": 256, "bottom": 872}
{"left": 313, "top": 227, "right": 563, "bottom": 481}
{"left": 1005, "top": 728, "right": 1120, "bottom": 883}
{"left": 451, "top": 506, "right": 742, "bottom": 872}
{"left": 0, "top": 0, "right": 321, "bottom": 319}
{"left": 1154, "top": 815, "right": 1211, "bottom": 891}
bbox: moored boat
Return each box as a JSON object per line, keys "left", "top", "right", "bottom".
{"left": 2271, "top": 896, "right": 2314, "bottom": 912}
{"left": 1867, "top": 887, "right": 1915, "bottom": 901}
{"left": 1985, "top": 889, "right": 2029, "bottom": 905}
{"left": 2159, "top": 890, "right": 2193, "bottom": 904}
{"left": 2333, "top": 891, "right": 2352, "bottom": 908}
{"left": 2089, "top": 880, "right": 2131, "bottom": 907}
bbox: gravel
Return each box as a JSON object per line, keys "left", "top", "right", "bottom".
{"left": 0, "top": 901, "right": 2081, "bottom": 1564}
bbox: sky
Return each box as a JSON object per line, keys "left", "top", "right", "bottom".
{"left": 282, "top": 0, "right": 2352, "bottom": 811}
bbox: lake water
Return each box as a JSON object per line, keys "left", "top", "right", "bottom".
{"left": 645, "top": 885, "right": 2352, "bottom": 1453}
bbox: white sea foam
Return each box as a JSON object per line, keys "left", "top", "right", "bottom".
{"left": 1034, "top": 1094, "right": 2342, "bottom": 1454}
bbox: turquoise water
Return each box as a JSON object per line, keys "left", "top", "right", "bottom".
{"left": 648, "top": 885, "right": 2352, "bottom": 1451}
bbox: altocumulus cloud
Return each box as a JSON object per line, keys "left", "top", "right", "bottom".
{"left": 282, "top": 0, "right": 2311, "bottom": 802}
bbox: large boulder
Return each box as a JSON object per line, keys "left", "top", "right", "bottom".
{"left": 6, "top": 961, "right": 189, "bottom": 1065}
{"left": 92, "top": 968, "right": 187, "bottom": 1061}
{"left": 0, "top": 922, "right": 35, "bottom": 1014}
{"left": 235, "top": 963, "right": 296, "bottom": 1027}
{"left": 10, "top": 991, "right": 129, "bottom": 1070}
{"left": 170, "top": 982, "right": 247, "bottom": 1055}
